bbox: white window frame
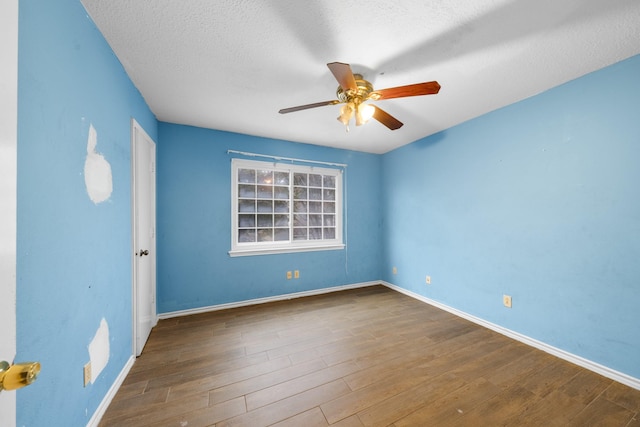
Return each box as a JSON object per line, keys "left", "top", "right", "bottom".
{"left": 229, "top": 158, "right": 345, "bottom": 257}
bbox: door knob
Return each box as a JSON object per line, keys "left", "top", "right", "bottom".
{"left": 140, "top": 249, "right": 149, "bottom": 256}
{"left": 0, "top": 360, "right": 41, "bottom": 391}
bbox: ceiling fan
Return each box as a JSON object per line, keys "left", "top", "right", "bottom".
{"left": 279, "top": 62, "right": 441, "bottom": 131}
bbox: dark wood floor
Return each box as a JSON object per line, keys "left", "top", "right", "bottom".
{"left": 100, "top": 285, "right": 640, "bottom": 426}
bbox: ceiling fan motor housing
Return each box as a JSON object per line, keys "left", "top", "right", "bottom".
{"left": 336, "top": 74, "right": 377, "bottom": 105}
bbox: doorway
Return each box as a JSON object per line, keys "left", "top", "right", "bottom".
{"left": 131, "top": 119, "right": 157, "bottom": 356}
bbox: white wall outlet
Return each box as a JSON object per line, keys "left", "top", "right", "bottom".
{"left": 426, "top": 275, "right": 431, "bottom": 285}
{"left": 286, "top": 271, "right": 292, "bottom": 280}
{"left": 503, "top": 294, "right": 512, "bottom": 308}
{"left": 392, "top": 267, "right": 397, "bottom": 274}
{"left": 294, "top": 270, "right": 300, "bottom": 279}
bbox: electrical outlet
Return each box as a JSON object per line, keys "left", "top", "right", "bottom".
{"left": 392, "top": 267, "right": 397, "bottom": 275}
{"left": 83, "top": 362, "right": 91, "bottom": 387}
{"left": 294, "top": 270, "right": 300, "bottom": 279}
{"left": 286, "top": 271, "right": 292, "bottom": 280}
{"left": 426, "top": 275, "right": 431, "bottom": 285}
{"left": 503, "top": 295, "right": 512, "bottom": 308}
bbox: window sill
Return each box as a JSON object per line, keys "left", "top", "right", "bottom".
{"left": 228, "top": 243, "right": 345, "bottom": 257}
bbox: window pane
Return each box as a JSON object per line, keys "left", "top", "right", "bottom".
{"left": 294, "top": 187, "right": 307, "bottom": 200}
{"left": 258, "top": 185, "right": 273, "bottom": 199}
{"left": 324, "top": 227, "right": 335, "bottom": 239}
{"left": 238, "top": 169, "right": 255, "bottom": 183}
{"left": 309, "top": 201, "right": 322, "bottom": 213}
{"left": 323, "top": 175, "right": 335, "bottom": 188}
{"left": 274, "top": 171, "right": 289, "bottom": 185}
{"left": 274, "top": 228, "right": 289, "bottom": 241}
{"left": 309, "top": 188, "right": 322, "bottom": 200}
{"left": 275, "top": 201, "right": 289, "bottom": 213}
{"left": 293, "top": 214, "right": 307, "bottom": 226}
{"left": 257, "top": 214, "right": 273, "bottom": 227}
{"left": 309, "top": 214, "right": 322, "bottom": 226}
{"left": 239, "top": 184, "right": 255, "bottom": 198}
{"left": 294, "top": 173, "right": 307, "bottom": 186}
{"left": 257, "top": 229, "right": 273, "bottom": 242}
{"left": 257, "top": 170, "right": 273, "bottom": 184}
{"left": 239, "top": 214, "right": 255, "bottom": 227}
{"left": 324, "top": 215, "right": 335, "bottom": 226}
{"left": 257, "top": 200, "right": 272, "bottom": 213}
{"left": 274, "top": 214, "right": 289, "bottom": 226}
{"left": 274, "top": 186, "right": 289, "bottom": 199}
{"left": 309, "top": 228, "right": 323, "bottom": 240}
{"left": 309, "top": 174, "right": 322, "bottom": 187}
{"left": 293, "top": 228, "right": 307, "bottom": 240}
{"left": 323, "top": 202, "right": 335, "bottom": 213}
{"left": 294, "top": 201, "right": 307, "bottom": 213}
{"left": 239, "top": 200, "right": 255, "bottom": 213}
{"left": 238, "top": 229, "right": 256, "bottom": 242}
{"left": 323, "top": 189, "right": 335, "bottom": 201}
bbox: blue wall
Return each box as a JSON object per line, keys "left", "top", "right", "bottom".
{"left": 156, "top": 123, "right": 383, "bottom": 313}
{"left": 381, "top": 55, "right": 640, "bottom": 379}
{"left": 17, "top": 0, "right": 156, "bottom": 425}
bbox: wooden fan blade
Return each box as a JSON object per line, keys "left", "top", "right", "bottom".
{"left": 372, "top": 81, "right": 441, "bottom": 100}
{"left": 372, "top": 106, "right": 403, "bottom": 130}
{"left": 327, "top": 62, "right": 357, "bottom": 92}
{"left": 279, "top": 100, "right": 340, "bottom": 114}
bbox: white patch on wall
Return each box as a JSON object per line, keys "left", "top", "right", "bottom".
{"left": 84, "top": 124, "right": 113, "bottom": 204}
{"left": 88, "top": 318, "right": 110, "bottom": 384}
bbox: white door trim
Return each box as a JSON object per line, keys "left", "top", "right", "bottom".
{"left": 130, "top": 119, "right": 157, "bottom": 357}
{"left": 0, "top": 0, "right": 19, "bottom": 425}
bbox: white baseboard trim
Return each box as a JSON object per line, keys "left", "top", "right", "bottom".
{"left": 382, "top": 281, "right": 640, "bottom": 392}
{"left": 158, "top": 281, "right": 380, "bottom": 320}
{"left": 86, "top": 355, "right": 135, "bottom": 427}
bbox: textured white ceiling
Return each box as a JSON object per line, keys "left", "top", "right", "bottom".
{"left": 81, "top": 0, "right": 640, "bottom": 154}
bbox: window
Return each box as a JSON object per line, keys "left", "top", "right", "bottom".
{"left": 230, "top": 158, "right": 344, "bottom": 256}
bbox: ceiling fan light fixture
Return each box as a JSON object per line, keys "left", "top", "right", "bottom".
{"left": 357, "top": 103, "right": 375, "bottom": 125}
{"left": 338, "top": 102, "right": 355, "bottom": 126}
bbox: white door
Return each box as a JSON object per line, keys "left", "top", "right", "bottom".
{"left": 132, "top": 120, "right": 156, "bottom": 356}
{"left": 0, "top": 0, "right": 18, "bottom": 424}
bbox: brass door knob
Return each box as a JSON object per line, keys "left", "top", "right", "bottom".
{"left": 0, "top": 361, "right": 41, "bottom": 391}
